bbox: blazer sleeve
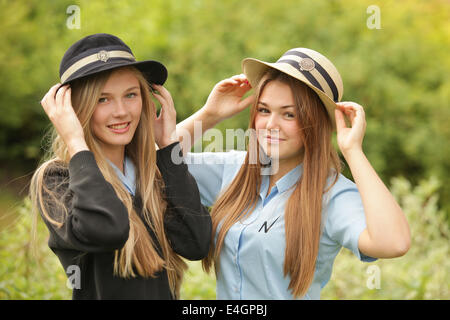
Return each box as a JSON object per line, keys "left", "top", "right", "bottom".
{"left": 41, "top": 151, "right": 130, "bottom": 253}
{"left": 156, "top": 142, "right": 212, "bottom": 260}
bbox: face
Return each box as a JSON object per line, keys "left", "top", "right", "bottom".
{"left": 91, "top": 68, "right": 142, "bottom": 157}
{"left": 254, "top": 80, "right": 304, "bottom": 168}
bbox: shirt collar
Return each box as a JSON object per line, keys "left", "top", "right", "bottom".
{"left": 108, "top": 156, "right": 136, "bottom": 196}
{"left": 276, "top": 163, "right": 303, "bottom": 194}
{"left": 259, "top": 163, "right": 303, "bottom": 200}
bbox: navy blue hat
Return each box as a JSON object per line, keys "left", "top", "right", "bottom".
{"left": 59, "top": 33, "right": 167, "bottom": 85}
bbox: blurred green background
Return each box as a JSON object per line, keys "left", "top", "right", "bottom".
{"left": 0, "top": 0, "right": 448, "bottom": 299}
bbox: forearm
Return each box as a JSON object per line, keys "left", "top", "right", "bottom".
{"left": 343, "top": 149, "right": 410, "bottom": 255}
{"left": 176, "top": 108, "right": 219, "bottom": 156}
{"left": 156, "top": 142, "right": 212, "bottom": 259}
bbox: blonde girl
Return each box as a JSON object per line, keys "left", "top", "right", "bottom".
{"left": 31, "top": 33, "right": 211, "bottom": 299}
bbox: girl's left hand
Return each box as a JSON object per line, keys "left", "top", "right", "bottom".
{"left": 151, "top": 84, "right": 178, "bottom": 149}
{"left": 335, "top": 101, "right": 367, "bottom": 156}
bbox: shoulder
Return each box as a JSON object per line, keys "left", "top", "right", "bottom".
{"left": 324, "top": 173, "right": 359, "bottom": 202}
{"left": 322, "top": 173, "right": 365, "bottom": 231}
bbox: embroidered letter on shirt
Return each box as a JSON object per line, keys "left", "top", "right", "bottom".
{"left": 258, "top": 216, "right": 280, "bottom": 233}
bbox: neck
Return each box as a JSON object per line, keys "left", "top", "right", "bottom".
{"left": 269, "top": 159, "right": 300, "bottom": 184}
{"left": 102, "top": 145, "right": 126, "bottom": 173}
{"left": 267, "top": 153, "right": 304, "bottom": 193}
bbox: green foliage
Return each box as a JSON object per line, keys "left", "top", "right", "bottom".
{"left": 180, "top": 261, "right": 216, "bottom": 300}
{"left": 0, "top": 0, "right": 448, "bottom": 211}
{"left": 1, "top": 176, "right": 447, "bottom": 299}
{"left": 0, "top": 0, "right": 448, "bottom": 300}
{"left": 322, "top": 176, "right": 449, "bottom": 299}
{"left": 0, "top": 198, "right": 71, "bottom": 299}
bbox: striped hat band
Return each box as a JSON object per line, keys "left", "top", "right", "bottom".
{"left": 59, "top": 33, "right": 168, "bottom": 85}
{"left": 242, "top": 47, "right": 344, "bottom": 129}
{"left": 276, "top": 49, "right": 341, "bottom": 102}
{"left": 60, "top": 49, "right": 136, "bottom": 83}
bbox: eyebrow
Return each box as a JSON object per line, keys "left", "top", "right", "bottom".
{"left": 100, "top": 86, "right": 140, "bottom": 95}
{"left": 258, "top": 101, "right": 296, "bottom": 109}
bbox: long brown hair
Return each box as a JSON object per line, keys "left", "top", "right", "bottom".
{"left": 203, "top": 69, "right": 341, "bottom": 298}
{"left": 30, "top": 66, "right": 187, "bottom": 297}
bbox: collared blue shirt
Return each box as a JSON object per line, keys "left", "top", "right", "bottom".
{"left": 108, "top": 156, "right": 136, "bottom": 196}
{"left": 185, "top": 150, "right": 376, "bottom": 300}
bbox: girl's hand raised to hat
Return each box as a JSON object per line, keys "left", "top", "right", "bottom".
{"left": 151, "top": 84, "right": 179, "bottom": 149}
{"left": 335, "top": 101, "right": 366, "bottom": 157}
{"left": 40, "top": 84, "right": 88, "bottom": 157}
{"left": 203, "top": 74, "right": 255, "bottom": 122}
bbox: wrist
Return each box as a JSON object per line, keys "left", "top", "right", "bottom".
{"left": 199, "top": 105, "right": 221, "bottom": 127}
{"left": 157, "top": 137, "right": 180, "bottom": 149}
{"left": 341, "top": 147, "right": 365, "bottom": 163}
{"left": 67, "top": 138, "right": 89, "bottom": 158}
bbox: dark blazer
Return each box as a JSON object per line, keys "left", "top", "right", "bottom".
{"left": 40, "top": 142, "right": 212, "bottom": 299}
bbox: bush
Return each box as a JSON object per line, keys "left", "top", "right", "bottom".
{"left": 321, "top": 176, "right": 449, "bottom": 299}
{"left": 0, "top": 176, "right": 447, "bottom": 299}
{"left": 0, "top": 198, "right": 71, "bottom": 299}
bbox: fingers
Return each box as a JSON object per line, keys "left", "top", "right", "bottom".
{"left": 217, "top": 74, "right": 251, "bottom": 91}
{"left": 151, "top": 85, "right": 172, "bottom": 108}
{"left": 238, "top": 94, "right": 255, "bottom": 110}
{"left": 63, "top": 86, "right": 72, "bottom": 109}
{"left": 335, "top": 101, "right": 366, "bottom": 133}
{"left": 336, "top": 101, "right": 365, "bottom": 116}
{"left": 150, "top": 84, "right": 176, "bottom": 120}
{"left": 334, "top": 108, "right": 347, "bottom": 133}
{"left": 41, "top": 83, "right": 61, "bottom": 110}
{"left": 55, "top": 84, "right": 67, "bottom": 108}
{"left": 151, "top": 84, "right": 173, "bottom": 105}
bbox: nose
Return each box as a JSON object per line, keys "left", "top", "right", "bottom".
{"left": 112, "top": 99, "right": 127, "bottom": 118}
{"left": 265, "top": 114, "right": 281, "bottom": 134}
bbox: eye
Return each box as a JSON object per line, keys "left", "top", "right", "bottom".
{"left": 257, "top": 107, "right": 270, "bottom": 114}
{"left": 284, "top": 112, "right": 295, "bottom": 119}
{"left": 126, "top": 92, "right": 138, "bottom": 99}
{"left": 98, "top": 97, "right": 108, "bottom": 103}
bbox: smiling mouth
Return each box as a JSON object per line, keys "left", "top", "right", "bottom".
{"left": 265, "top": 136, "right": 285, "bottom": 143}
{"left": 107, "top": 122, "right": 130, "bottom": 132}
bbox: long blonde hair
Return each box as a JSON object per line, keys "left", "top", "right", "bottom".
{"left": 203, "top": 69, "right": 341, "bottom": 298}
{"left": 30, "top": 66, "right": 186, "bottom": 297}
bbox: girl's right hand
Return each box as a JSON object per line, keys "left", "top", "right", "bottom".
{"left": 41, "top": 84, "right": 89, "bottom": 157}
{"left": 202, "top": 74, "right": 255, "bottom": 122}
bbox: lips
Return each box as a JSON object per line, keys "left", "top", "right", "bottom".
{"left": 107, "top": 122, "right": 130, "bottom": 133}
{"left": 265, "top": 135, "right": 285, "bottom": 143}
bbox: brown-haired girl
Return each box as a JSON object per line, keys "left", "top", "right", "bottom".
{"left": 177, "top": 48, "right": 410, "bottom": 299}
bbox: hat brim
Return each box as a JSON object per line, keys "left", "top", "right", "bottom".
{"left": 62, "top": 59, "right": 168, "bottom": 86}
{"left": 242, "top": 57, "right": 338, "bottom": 127}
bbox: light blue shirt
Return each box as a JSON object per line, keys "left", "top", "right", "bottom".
{"left": 108, "top": 156, "right": 136, "bottom": 196}
{"left": 185, "top": 150, "right": 376, "bottom": 300}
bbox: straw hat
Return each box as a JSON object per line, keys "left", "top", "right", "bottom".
{"left": 242, "top": 48, "right": 343, "bottom": 126}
